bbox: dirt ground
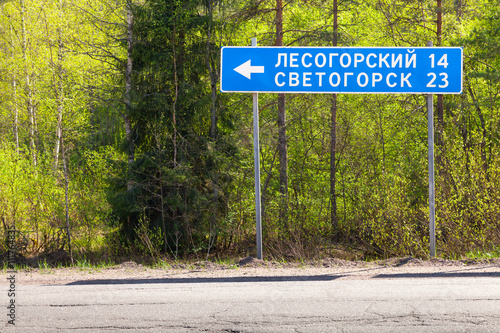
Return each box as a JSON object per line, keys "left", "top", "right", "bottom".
{"left": 3, "top": 256, "right": 499, "bottom": 285}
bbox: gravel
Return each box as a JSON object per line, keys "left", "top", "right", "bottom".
{"left": 5, "top": 256, "right": 499, "bottom": 285}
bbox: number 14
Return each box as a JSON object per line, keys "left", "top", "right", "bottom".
{"left": 429, "top": 54, "right": 448, "bottom": 68}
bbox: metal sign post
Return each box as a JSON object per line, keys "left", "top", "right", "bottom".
{"left": 427, "top": 92, "right": 436, "bottom": 257}
{"left": 251, "top": 38, "right": 263, "bottom": 260}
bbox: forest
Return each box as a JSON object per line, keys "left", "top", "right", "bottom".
{"left": 0, "top": 0, "right": 499, "bottom": 263}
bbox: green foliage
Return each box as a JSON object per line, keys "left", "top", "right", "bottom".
{"left": 133, "top": 215, "right": 163, "bottom": 259}
{"left": 464, "top": 1, "right": 500, "bottom": 81}
{"left": 106, "top": 0, "right": 237, "bottom": 259}
{"left": 0, "top": 0, "right": 499, "bottom": 262}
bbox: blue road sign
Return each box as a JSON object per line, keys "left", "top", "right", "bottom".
{"left": 220, "top": 46, "right": 463, "bottom": 94}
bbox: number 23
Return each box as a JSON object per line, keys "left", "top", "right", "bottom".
{"left": 427, "top": 73, "right": 448, "bottom": 88}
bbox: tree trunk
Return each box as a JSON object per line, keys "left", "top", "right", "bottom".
{"left": 13, "top": 75, "right": 19, "bottom": 155}
{"left": 206, "top": 1, "right": 217, "bottom": 140}
{"left": 124, "top": 0, "right": 135, "bottom": 190}
{"left": 455, "top": 0, "right": 463, "bottom": 20}
{"left": 61, "top": 136, "right": 73, "bottom": 264}
{"left": 436, "top": 0, "right": 444, "bottom": 168}
{"left": 20, "top": 0, "right": 37, "bottom": 166}
{"left": 171, "top": 1, "right": 179, "bottom": 168}
{"left": 158, "top": 144, "right": 167, "bottom": 254}
{"left": 10, "top": 23, "right": 19, "bottom": 154}
{"left": 206, "top": 0, "right": 219, "bottom": 260}
{"left": 54, "top": 0, "right": 65, "bottom": 170}
{"left": 330, "top": 0, "right": 338, "bottom": 230}
{"left": 276, "top": 0, "right": 288, "bottom": 230}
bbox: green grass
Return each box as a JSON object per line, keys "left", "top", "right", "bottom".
{"left": 465, "top": 248, "right": 500, "bottom": 260}
{"left": 1, "top": 262, "right": 25, "bottom": 272}
{"left": 75, "top": 257, "right": 91, "bottom": 269}
{"left": 214, "top": 256, "right": 239, "bottom": 269}
{"left": 96, "top": 259, "right": 116, "bottom": 269}
{"left": 38, "top": 259, "right": 50, "bottom": 270}
{"left": 73, "top": 256, "right": 117, "bottom": 271}
{"left": 152, "top": 259, "right": 171, "bottom": 269}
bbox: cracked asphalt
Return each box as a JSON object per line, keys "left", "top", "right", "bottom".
{"left": 3, "top": 259, "right": 500, "bottom": 332}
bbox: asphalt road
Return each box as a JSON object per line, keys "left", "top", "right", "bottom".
{"left": 4, "top": 267, "right": 500, "bottom": 332}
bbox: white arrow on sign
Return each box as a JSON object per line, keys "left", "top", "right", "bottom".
{"left": 234, "top": 60, "right": 265, "bottom": 79}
